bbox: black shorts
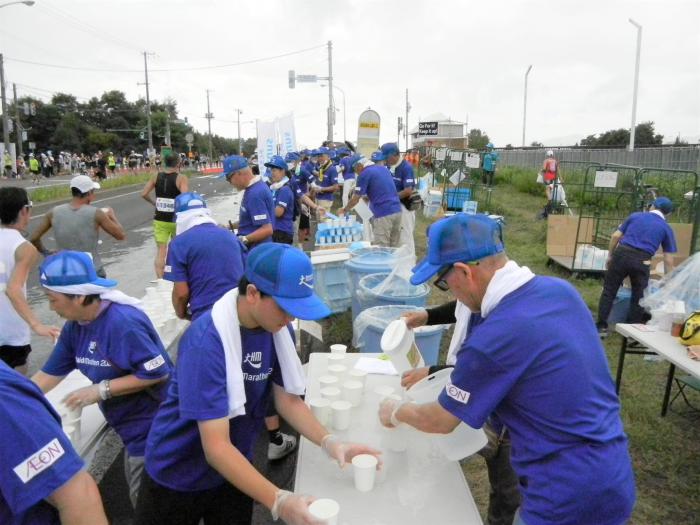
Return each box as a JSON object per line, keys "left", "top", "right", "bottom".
{"left": 272, "top": 230, "right": 294, "bottom": 245}
{"left": 134, "top": 471, "right": 253, "bottom": 525}
{"left": 0, "top": 344, "right": 32, "bottom": 368}
{"left": 299, "top": 212, "right": 310, "bottom": 230}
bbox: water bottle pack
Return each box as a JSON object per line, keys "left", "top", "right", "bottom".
{"left": 316, "top": 215, "right": 364, "bottom": 246}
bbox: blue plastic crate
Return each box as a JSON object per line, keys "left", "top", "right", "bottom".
{"left": 445, "top": 188, "right": 471, "bottom": 211}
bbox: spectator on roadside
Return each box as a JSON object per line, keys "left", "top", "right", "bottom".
{"left": 596, "top": 197, "right": 677, "bottom": 338}
{"left": 482, "top": 143, "right": 499, "bottom": 186}
{"left": 0, "top": 188, "right": 61, "bottom": 375}
{"left": 30, "top": 175, "right": 126, "bottom": 278}
{"left": 29, "top": 153, "right": 40, "bottom": 183}
{"left": 380, "top": 213, "right": 636, "bottom": 525}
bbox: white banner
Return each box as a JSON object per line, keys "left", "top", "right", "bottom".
{"left": 256, "top": 119, "right": 277, "bottom": 170}
{"left": 276, "top": 113, "right": 297, "bottom": 156}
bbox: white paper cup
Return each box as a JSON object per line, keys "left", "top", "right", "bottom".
{"left": 320, "top": 387, "right": 341, "bottom": 402}
{"left": 308, "top": 498, "right": 340, "bottom": 525}
{"left": 327, "top": 353, "right": 346, "bottom": 364}
{"left": 331, "top": 400, "right": 352, "bottom": 430}
{"left": 342, "top": 380, "right": 364, "bottom": 407}
{"left": 348, "top": 368, "right": 367, "bottom": 387}
{"left": 318, "top": 375, "right": 340, "bottom": 389}
{"left": 327, "top": 364, "right": 347, "bottom": 382}
{"left": 330, "top": 344, "right": 347, "bottom": 354}
{"left": 308, "top": 397, "right": 331, "bottom": 425}
{"left": 352, "top": 454, "right": 378, "bottom": 492}
{"left": 372, "top": 385, "right": 395, "bottom": 403}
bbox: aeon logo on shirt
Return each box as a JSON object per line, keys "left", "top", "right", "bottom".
{"left": 243, "top": 351, "right": 262, "bottom": 369}
{"left": 14, "top": 438, "right": 65, "bottom": 484}
{"left": 446, "top": 382, "right": 471, "bottom": 404}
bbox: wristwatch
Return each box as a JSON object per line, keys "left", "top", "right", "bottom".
{"left": 238, "top": 235, "right": 249, "bottom": 246}
{"left": 98, "top": 379, "right": 112, "bottom": 401}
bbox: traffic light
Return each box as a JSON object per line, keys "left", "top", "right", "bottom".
{"left": 288, "top": 70, "right": 295, "bottom": 89}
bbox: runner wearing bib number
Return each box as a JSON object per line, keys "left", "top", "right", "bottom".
{"left": 141, "top": 153, "right": 189, "bottom": 278}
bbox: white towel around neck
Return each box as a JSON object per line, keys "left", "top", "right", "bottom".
{"left": 211, "top": 288, "right": 306, "bottom": 419}
{"left": 446, "top": 261, "right": 535, "bottom": 365}
{"left": 42, "top": 284, "right": 143, "bottom": 310}
{"left": 175, "top": 208, "right": 217, "bottom": 235}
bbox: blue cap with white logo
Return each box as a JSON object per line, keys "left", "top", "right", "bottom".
{"left": 285, "top": 152, "right": 301, "bottom": 162}
{"left": 370, "top": 150, "right": 385, "bottom": 162}
{"left": 39, "top": 251, "right": 117, "bottom": 288}
{"left": 245, "top": 243, "right": 331, "bottom": 320}
{"left": 411, "top": 214, "right": 505, "bottom": 285}
{"left": 175, "top": 192, "right": 207, "bottom": 214}
{"left": 220, "top": 155, "right": 249, "bottom": 179}
{"left": 264, "top": 155, "right": 287, "bottom": 170}
{"left": 380, "top": 143, "right": 400, "bottom": 157}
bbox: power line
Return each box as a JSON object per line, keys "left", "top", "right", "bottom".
{"left": 5, "top": 43, "right": 326, "bottom": 73}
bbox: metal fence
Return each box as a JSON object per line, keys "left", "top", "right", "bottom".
{"left": 497, "top": 146, "right": 700, "bottom": 172}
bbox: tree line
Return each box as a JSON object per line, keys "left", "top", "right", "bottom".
{"left": 0, "top": 90, "right": 257, "bottom": 157}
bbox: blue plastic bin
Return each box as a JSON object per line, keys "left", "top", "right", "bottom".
{"left": 607, "top": 287, "right": 631, "bottom": 327}
{"left": 445, "top": 188, "right": 471, "bottom": 211}
{"left": 354, "top": 305, "right": 445, "bottom": 366}
{"left": 356, "top": 273, "right": 429, "bottom": 320}
{"left": 345, "top": 248, "right": 398, "bottom": 319}
{"left": 313, "top": 259, "right": 351, "bottom": 314}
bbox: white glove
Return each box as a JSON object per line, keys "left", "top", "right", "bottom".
{"left": 271, "top": 490, "right": 323, "bottom": 525}
{"left": 320, "top": 434, "right": 383, "bottom": 469}
{"left": 378, "top": 398, "right": 405, "bottom": 428}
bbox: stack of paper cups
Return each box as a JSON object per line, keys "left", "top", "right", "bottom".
{"left": 309, "top": 499, "right": 340, "bottom": 525}
{"left": 331, "top": 400, "right": 352, "bottom": 430}
{"left": 320, "top": 387, "right": 341, "bottom": 402}
{"left": 348, "top": 368, "right": 367, "bottom": 388}
{"left": 308, "top": 397, "right": 331, "bottom": 425}
{"left": 330, "top": 344, "right": 347, "bottom": 354}
{"left": 352, "top": 454, "right": 379, "bottom": 492}
{"left": 342, "top": 380, "right": 364, "bottom": 407}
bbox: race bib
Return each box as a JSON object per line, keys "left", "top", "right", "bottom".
{"left": 155, "top": 197, "right": 175, "bottom": 212}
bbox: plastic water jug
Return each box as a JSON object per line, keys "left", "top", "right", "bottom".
{"left": 380, "top": 319, "right": 425, "bottom": 374}
{"left": 406, "top": 368, "right": 488, "bottom": 461}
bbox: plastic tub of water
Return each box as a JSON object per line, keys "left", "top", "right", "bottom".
{"left": 356, "top": 272, "right": 429, "bottom": 319}
{"left": 345, "top": 248, "right": 398, "bottom": 319}
{"left": 406, "top": 368, "right": 487, "bottom": 460}
{"left": 354, "top": 305, "right": 445, "bottom": 365}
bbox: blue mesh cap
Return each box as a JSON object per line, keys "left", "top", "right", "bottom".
{"left": 219, "top": 155, "right": 249, "bottom": 179}
{"left": 652, "top": 196, "right": 673, "bottom": 214}
{"left": 39, "top": 251, "right": 117, "bottom": 288}
{"left": 370, "top": 150, "right": 386, "bottom": 162}
{"left": 244, "top": 243, "right": 331, "bottom": 320}
{"left": 310, "top": 149, "right": 321, "bottom": 157}
{"left": 175, "top": 192, "right": 207, "bottom": 214}
{"left": 317, "top": 147, "right": 330, "bottom": 156}
{"left": 410, "top": 214, "right": 505, "bottom": 285}
{"left": 380, "top": 143, "right": 400, "bottom": 157}
{"left": 284, "top": 152, "right": 301, "bottom": 162}
{"left": 264, "top": 155, "right": 287, "bottom": 170}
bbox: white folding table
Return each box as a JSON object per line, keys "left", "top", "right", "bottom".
{"left": 295, "top": 352, "right": 483, "bottom": 524}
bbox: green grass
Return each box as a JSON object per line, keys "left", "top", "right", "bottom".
{"left": 322, "top": 175, "right": 699, "bottom": 524}
{"left": 28, "top": 170, "right": 200, "bottom": 203}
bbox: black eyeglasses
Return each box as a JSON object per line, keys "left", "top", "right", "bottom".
{"left": 433, "top": 261, "right": 479, "bottom": 291}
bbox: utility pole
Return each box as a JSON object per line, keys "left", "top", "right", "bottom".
{"left": 327, "top": 40, "right": 334, "bottom": 143}
{"left": 0, "top": 54, "right": 10, "bottom": 156}
{"left": 522, "top": 65, "right": 532, "bottom": 147}
{"left": 140, "top": 51, "right": 155, "bottom": 156}
{"left": 234, "top": 108, "right": 242, "bottom": 154}
{"left": 628, "top": 19, "right": 642, "bottom": 152}
{"left": 397, "top": 117, "right": 403, "bottom": 148}
{"left": 13, "top": 83, "right": 22, "bottom": 159}
{"left": 405, "top": 88, "right": 411, "bottom": 151}
{"left": 205, "top": 89, "right": 214, "bottom": 163}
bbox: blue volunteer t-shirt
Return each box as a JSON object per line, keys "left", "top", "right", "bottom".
{"left": 316, "top": 163, "right": 338, "bottom": 201}
{"left": 356, "top": 165, "right": 403, "bottom": 219}
{"left": 295, "top": 164, "right": 314, "bottom": 194}
{"left": 483, "top": 151, "right": 499, "bottom": 172}
{"left": 144, "top": 311, "right": 285, "bottom": 491}
{"left": 0, "top": 361, "right": 84, "bottom": 525}
{"left": 164, "top": 223, "right": 246, "bottom": 320}
{"left": 391, "top": 159, "right": 415, "bottom": 193}
{"left": 238, "top": 179, "right": 274, "bottom": 240}
{"left": 273, "top": 183, "right": 296, "bottom": 235}
{"left": 42, "top": 303, "right": 173, "bottom": 456}
{"left": 439, "top": 277, "right": 635, "bottom": 525}
{"left": 618, "top": 211, "right": 677, "bottom": 257}
{"left": 339, "top": 156, "right": 355, "bottom": 180}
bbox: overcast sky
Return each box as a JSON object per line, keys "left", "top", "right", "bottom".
{"left": 1, "top": 0, "right": 698, "bottom": 150}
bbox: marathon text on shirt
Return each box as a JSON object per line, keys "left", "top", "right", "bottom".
{"left": 253, "top": 214, "right": 268, "bottom": 221}
{"left": 243, "top": 368, "right": 273, "bottom": 382}
{"left": 445, "top": 382, "right": 471, "bottom": 404}
{"left": 243, "top": 351, "right": 263, "bottom": 369}
{"left": 76, "top": 356, "right": 111, "bottom": 367}
{"left": 143, "top": 355, "right": 166, "bottom": 371}
{"left": 13, "top": 438, "right": 65, "bottom": 484}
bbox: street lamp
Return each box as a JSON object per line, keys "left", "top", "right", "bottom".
{"left": 628, "top": 18, "right": 642, "bottom": 152}
{"left": 0, "top": 0, "right": 35, "bottom": 161}
{"left": 321, "top": 84, "right": 346, "bottom": 142}
{"left": 522, "top": 65, "right": 532, "bottom": 147}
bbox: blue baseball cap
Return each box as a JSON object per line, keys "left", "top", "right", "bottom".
{"left": 245, "top": 243, "right": 331, "bottom": 320}
{"left": 40, "top": 251, "right": 117, "bottom": 288}
{"left": 310, "top": 149, "right": 320, "bottom": 157}
{"left": 220, "top": 155, "right": 249, "bottom": 179}
{"left": 175, "top": 192, "right": 207, "bottom": 214}
{"left": 264, "top": 155, "right": 287, "bottom": 170}
{"left": 652, "top": 197, "right": 673, "bottom": 214}
{"left": 317, "top": 147, "right": 330, "bottom": 156}
{"left": 370, "top": 150, "right": 386, "bottom": 162}
{"left": 486, "top": 142, "right": 494, "bottom": 149}
{"left": 410, "top": 214, "right": 505, "bottom": 285}
{"left": 285, "top": 152, "right": 301, "bottom": 162}
{"left": 380, "top": 143, "right": 400, "bottom": 157}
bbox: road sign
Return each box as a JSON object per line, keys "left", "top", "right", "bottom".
{"left": 28, "top": 142, "right": 36, "bottom": 150}
{"left": 185, "top": 132, "right": 194, "bottom": 144}
{"left": 296, "top": 74, "right": 318, "bottom": 83}
{"left": 418, "top": 121, "right": 439, "bottom": 136}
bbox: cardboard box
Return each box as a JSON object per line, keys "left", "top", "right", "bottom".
{"left": 651, "top": 222, "right": 693, "bottom": 271}
{"left": 546, "top": 215, "right": 595, "bottom": 257}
